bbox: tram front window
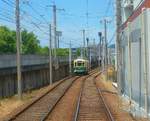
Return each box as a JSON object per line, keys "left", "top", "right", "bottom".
{"left": 77, "top": 62, "right": 84, "bottom": 66}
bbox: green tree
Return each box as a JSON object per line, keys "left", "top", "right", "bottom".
{"left": 55, "top": 48, "right": 69, "bottom": 56}
{"left": 0, "top": 26, "right": 74, "bottom": 56}
{"left": 39, "top": 46, "right": 49, "bottom": 55}
{"left": 21, "top": 30, "right": 41, "bottom": 54}
{"left": 0, "top": 26, "right": 16, "bottom": 53}
{"left": 76, "top": 48, "right": 81, "bottom": 56}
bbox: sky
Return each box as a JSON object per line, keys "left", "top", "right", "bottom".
{"left": 0, "top": 0, "right": 116, "bottom": 48}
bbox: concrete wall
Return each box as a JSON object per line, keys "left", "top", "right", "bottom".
{"left": 0, "top": 63, "right": 69, "bottom": 98}
{"left": 0, "top": 54, "right": 98, "bottom": 98}
{"left": 0, "top": 54, "right": 71, "bottom": 69}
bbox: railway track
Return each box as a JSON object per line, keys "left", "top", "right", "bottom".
{"left": 73, "top": 72, "right": 115, "bottom": 121}
{"left": 4, "top": 70, "right": 98, "bottom": 121}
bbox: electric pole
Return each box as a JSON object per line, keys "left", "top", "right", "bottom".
{"left": 82, "top": 29, "right": 86, "bottom": 58}
{"left": 80, "top": 45, "right": 83, "bottom": 58}
{"left": 98, "top": 32, "right": 102, "bottom": 70}
{"left": 52, "top": 4, "right": 58, "bottom": 69}
{"left": 16, "top": 0, "right": 22, "bottom": 99}
{"left": 104, "top": 19, "right": 108, "bottom": 67}
{"left": 69, "top": 41, "right": 72, "bottom": 75}
{"left": 102, "top": 37, "right": 105, "bottom": 71}
{"left": 100, "top": 19, "right": 110, "bottom": 68}
{"left": 86, "top": 37, "right": 89, "bottom": 59}
{"left": 116, "top": 0, "right": 122, "bottom": 94}
{"left": 49, "top": 24, "right": 52, "bottom": 85}
{"left": 47, "top": 4, "right": 64, "bottom": 69}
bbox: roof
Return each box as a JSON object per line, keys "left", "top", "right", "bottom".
{"left": 74, "top": 58, "right": 88, "bottom": 62}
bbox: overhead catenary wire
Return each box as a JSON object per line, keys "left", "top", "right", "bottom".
{"left": 23, "top": 1, "right": 49, "bottom": 25}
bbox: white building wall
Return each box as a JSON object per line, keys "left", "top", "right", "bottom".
{"left": 146, "top": 9, "right": 150, "bottom": 112}
{"left": 121, "top": 0, "right": 145, "bottom": 22}
{"left": 134, "top": 0, "right": 144, "bottom": 9}
{"left": 120, "top": 8, "right": 150, "bottom": 115}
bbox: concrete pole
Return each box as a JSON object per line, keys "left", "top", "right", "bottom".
{"left": 16, "top": 0, "right": 22, "bottom": 99}
{"left": 58, "top": 35, "right": 59, "bottom": 48}
{"left": 102, "top": 37, "right": 105, "bottom": 71}
{"left": 127, "top": 22, "right": 132, "bottom": 107}
{"left": 89, "top": 47, "right": 91, "bottom": 70}
{"left": 83, "top": 29, "right": 86, "bottom": 58}
{"left": 53, "top": 5, "right": 58, "bottom": 69}
{"left": 98, "top": 32, "right": 102, "bottom": 70}
{"left": 116, "top": 0, "right": 122, "bottom": 95}
{"left": 104, "top": 19, "right": 108, "bottom": 67}
{"left": 49, "top": 24, "right": 52, "bottom": 85}
{"left": 86, "top": 38, "right": 89, "bottom": 59}
{"left": 80, "top": 45, "right": 83, "bottom": 58}
{"left": 69, "top": 41, "right": 72, "bottom": 75}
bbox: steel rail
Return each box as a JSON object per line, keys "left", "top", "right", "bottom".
{"left": 6, "top": 76, "right": 76, "bottom": 121}
{"left": 72, "top": 77, "right": 85, "bottom": 121}
{"left": 97, "top": 87, "right": 115, "bottom": 121}
{"left": 5, "top": 69, "right": 98, "bottom": 121}
{"left": 94, "top": 74, "right": 115, "bottom": 121}
{"left": 72, "top": 70, "right": 98, "bottom": 121}
{"left": 40, "top": 76, "right": 82, "bottom": 121}
{"left": 42, "top": 70, "right": 98, "bottom": 121}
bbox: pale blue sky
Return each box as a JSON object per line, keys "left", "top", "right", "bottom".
{"left": 0, "top": 0, "right": 115, "bottom": 48}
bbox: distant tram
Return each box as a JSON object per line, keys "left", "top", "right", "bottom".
{"left": 73, "top": 58, "right": 89, "bottom": 74}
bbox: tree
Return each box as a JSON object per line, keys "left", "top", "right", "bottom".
{"left": 55, "top": 48, "right": 69, "bottom": 56}
{"left": 76, "top": 48, "right": 81, "bottom": 56}
{"left": 0, "top": 26, "right": 75, "bottom": 56}
{"left": 21, "top": 30, "right": 41, "bottom": 54}
{"left": 0, "top": 26, "right": 16, "bottom": 53}
{"left": 39, "top": 46, "right": 49, "bottom": 55}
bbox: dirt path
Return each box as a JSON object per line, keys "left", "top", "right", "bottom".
{"left": 96, "top": 71, "right": 148, "bottom": 121}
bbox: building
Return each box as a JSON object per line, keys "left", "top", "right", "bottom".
{"left": 120, "top": 0, "right": 150, "bottom": 117}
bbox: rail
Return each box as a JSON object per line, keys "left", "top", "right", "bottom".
{"left": 72, "top": 70, "right": 99, "bottom": 121}
{"left": 5, "top": 76, "right": 75, "bottom": 121}
{"left": 94, "top": 73, "right": 115, "bottom": 121}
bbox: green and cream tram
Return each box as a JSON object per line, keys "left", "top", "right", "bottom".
{"left": 73, "top": 58, "right": 89, "bottom": 74}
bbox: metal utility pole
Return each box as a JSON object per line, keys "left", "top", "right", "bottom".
{"left": 69, "top": 41, "right": 72, "bottom": 75}
{"left": 116, "top": 0, "right": 122, "bottom": 94}
{"left": 82, "top": 29, "right": 86, "bottom": 58}
{"left": 16, "top": 0, "right": 22, "bottom": 99}
{"left": 49, "top": 24, "right": 52, "bottom": 85}
{"left": 98, "top": 32, "right": 102, "bottom": 70}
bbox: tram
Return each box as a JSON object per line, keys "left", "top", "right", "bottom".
{"left": 73, "top": 58, "right": 89, "bottom": 75}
